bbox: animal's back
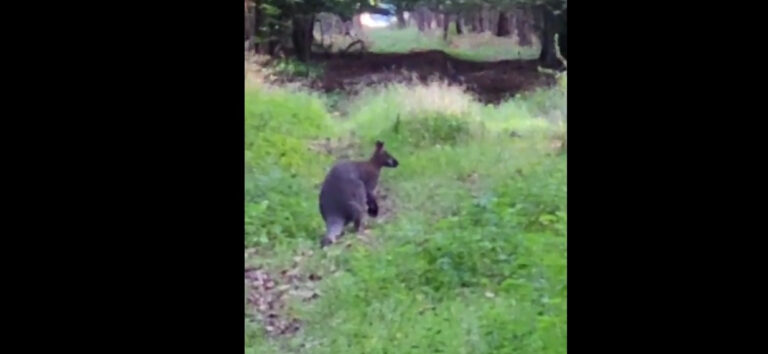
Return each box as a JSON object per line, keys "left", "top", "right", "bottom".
{"left": 319, "top": 161, "right": 366, "bottom": 223}
{"left": 317, "top": 140, "right": 398, "bottom": 247}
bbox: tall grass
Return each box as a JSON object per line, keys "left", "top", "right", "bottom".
{"left": 340, "top": 79, "right": 565, "bottom": 147}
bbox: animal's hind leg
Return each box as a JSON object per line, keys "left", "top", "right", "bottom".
{"left": 350, "top": 181, "right": 367, "bottom": 233}
{"left": 366, "top": 190, "right": 378, "bottom": 217}
{"left": 353, "top": 213, "right": 362, "bottom": 233}
{"left": 347, "top": 200, "right": 364, "bottom": 234}
{"left": 321, "top": 217, "right": 344, "bottom": 248}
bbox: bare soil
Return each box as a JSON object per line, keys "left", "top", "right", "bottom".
{"left": 309, "top": 50, "right": 556, "bottom": 103}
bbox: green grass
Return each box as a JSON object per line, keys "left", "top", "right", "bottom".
{"left": 244, "top": 86, "right": 337, "bottom": 248}
{"left": 364, "top": 27, "right": 541, "bottom": 61}
{"left": 245, "top": 74, "right": 566, "bottom": 352}
{"left": 271, "top": 58, "right": 324, "bottom": 79}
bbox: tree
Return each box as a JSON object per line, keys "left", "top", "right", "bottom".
{"left": 245, "top": 0, "right": 280, "bottom": 54}
{"left": 496, "top": 11, "right": 510, "bottom": 36}
{"left": 514, "top": 8, "right": 533, "bottom": 45}
{"left": 439, "top": 0, "right": 476, "bottom": 39}
{"left": 258, "top": 0, "right": 385, "bottom": 61}
{"left": 531, "top": 0, "right": 566, "bottom": 68}
{"left": 486, "top": 0, "right": 566, "bottom": 67}
{"left": 248, "top": 0, "right": 566, "bottom": 67}
{"left": 390, "top": 0, "right": 419, "bottom": 28}
{"left": 245, "top": 1, "right": 252, "bottom": 40}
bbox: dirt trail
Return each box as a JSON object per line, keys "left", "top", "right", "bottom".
{"left": 245, "top": 249, "right": 321, "bottom": 337}
{"left": 310, "top": 50, "right": 555, "bottom": 103}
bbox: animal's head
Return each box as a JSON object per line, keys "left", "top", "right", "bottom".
{"left": 370, "top": 140, "right": 399, "bottom": 168}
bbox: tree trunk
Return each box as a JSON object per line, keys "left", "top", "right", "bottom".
{"left": 318, "top": 18, "right": 325, "bottom": 47}
{"left": 536, "top": 5, "right": 564, "bottom": 69}
{"left": 292, "top": 14, "right": 315, "bottom": 62}
{"left": 559, "top": 8, "right": 567, "bottom": 59}
{"left": 252, "top": 2, "right": 260, "bottom": 40}
{"left": 516, "top": 9, "right": 533, "bottom": 46}
{"left": 456, "top": 14, "right": 464, "bottom": 35}
{"left": 496, "top": 11, "right": 510, "bottom": 37}
{"left": 443, "top": 13, "right": 450, "bottom": 41}
{"left": 436, "top": 13, "right": 444, "bottom": 29}
{"left": 353, "top": 14, "right": 362, "bottom": 33}
{"left": 244, "top": 1, "right": 251, "bottom": 40}
{"left": 396, "top": 9, "right": 406, "bottom": 28}
{"left": 416, "top": 7, "right": 426, "bottom": 31}
{"left": 254, "top": 1, "right": 271, "bottom": 53}
{"left": 244, "top": 20, "right": 251, "bottom": 42}
{"left": 508, "top": 12, "right": 517, "bottom": 38}
{"left": 482, "top": 5, "right": 491, "bottom": 33}
{"left": 489, "top": 9, "right": 498, "bottom": 34}
{"left": 268, "top": 40, "right": 280, "bottom": 56}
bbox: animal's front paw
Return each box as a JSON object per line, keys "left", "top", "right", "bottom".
{"left": 367, "top": 199, "right": 379, "bottom": 217}
{"left": 367, "top": 204, "right": 378, "bottom": 217}
{"left": 320, "top": 237, "right": 333, "bottom": 248}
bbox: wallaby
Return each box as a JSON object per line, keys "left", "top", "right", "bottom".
{"left": 318, "top": 140, "right": 399, "bottom": 247}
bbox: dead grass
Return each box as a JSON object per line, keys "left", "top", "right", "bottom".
{"left": 245, "top": 53, "right": 273, "bottom": 89}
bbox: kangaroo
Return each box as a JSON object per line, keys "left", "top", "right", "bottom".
{"left": 318, "top": 140, "right": 399, "bottom": 247}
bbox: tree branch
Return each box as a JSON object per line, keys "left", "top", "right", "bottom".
{"left": 341, "top": 39, "right": 366, "bottom": 53}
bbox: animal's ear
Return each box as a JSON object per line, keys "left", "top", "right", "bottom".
{"left": 375, "top": 140, "right": 384, "bottom": 151}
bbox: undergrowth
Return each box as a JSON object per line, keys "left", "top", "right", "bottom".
{"left": 271, "top": 58, "right": 324, "bottom": 79}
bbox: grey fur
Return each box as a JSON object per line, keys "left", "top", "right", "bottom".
{"left": 319, "top": 162, "right": 367, "bottom": 247}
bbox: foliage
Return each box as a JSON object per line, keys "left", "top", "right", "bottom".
{"left": 244, "top": 87, "right": 336, "bottom": 247}
{"left": 270, "top": 58, "right": 324, "bottom": 78}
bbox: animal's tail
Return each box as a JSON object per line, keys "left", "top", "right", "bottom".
{"left": 320, "top": 217, "right": 345, "bottom": 248}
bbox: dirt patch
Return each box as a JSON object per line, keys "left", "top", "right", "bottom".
{"left": 245, "top": 250, "right": 322, "bottom": 337}
{"left": 309, "top": 50, "right": 556, "bottom": 103}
